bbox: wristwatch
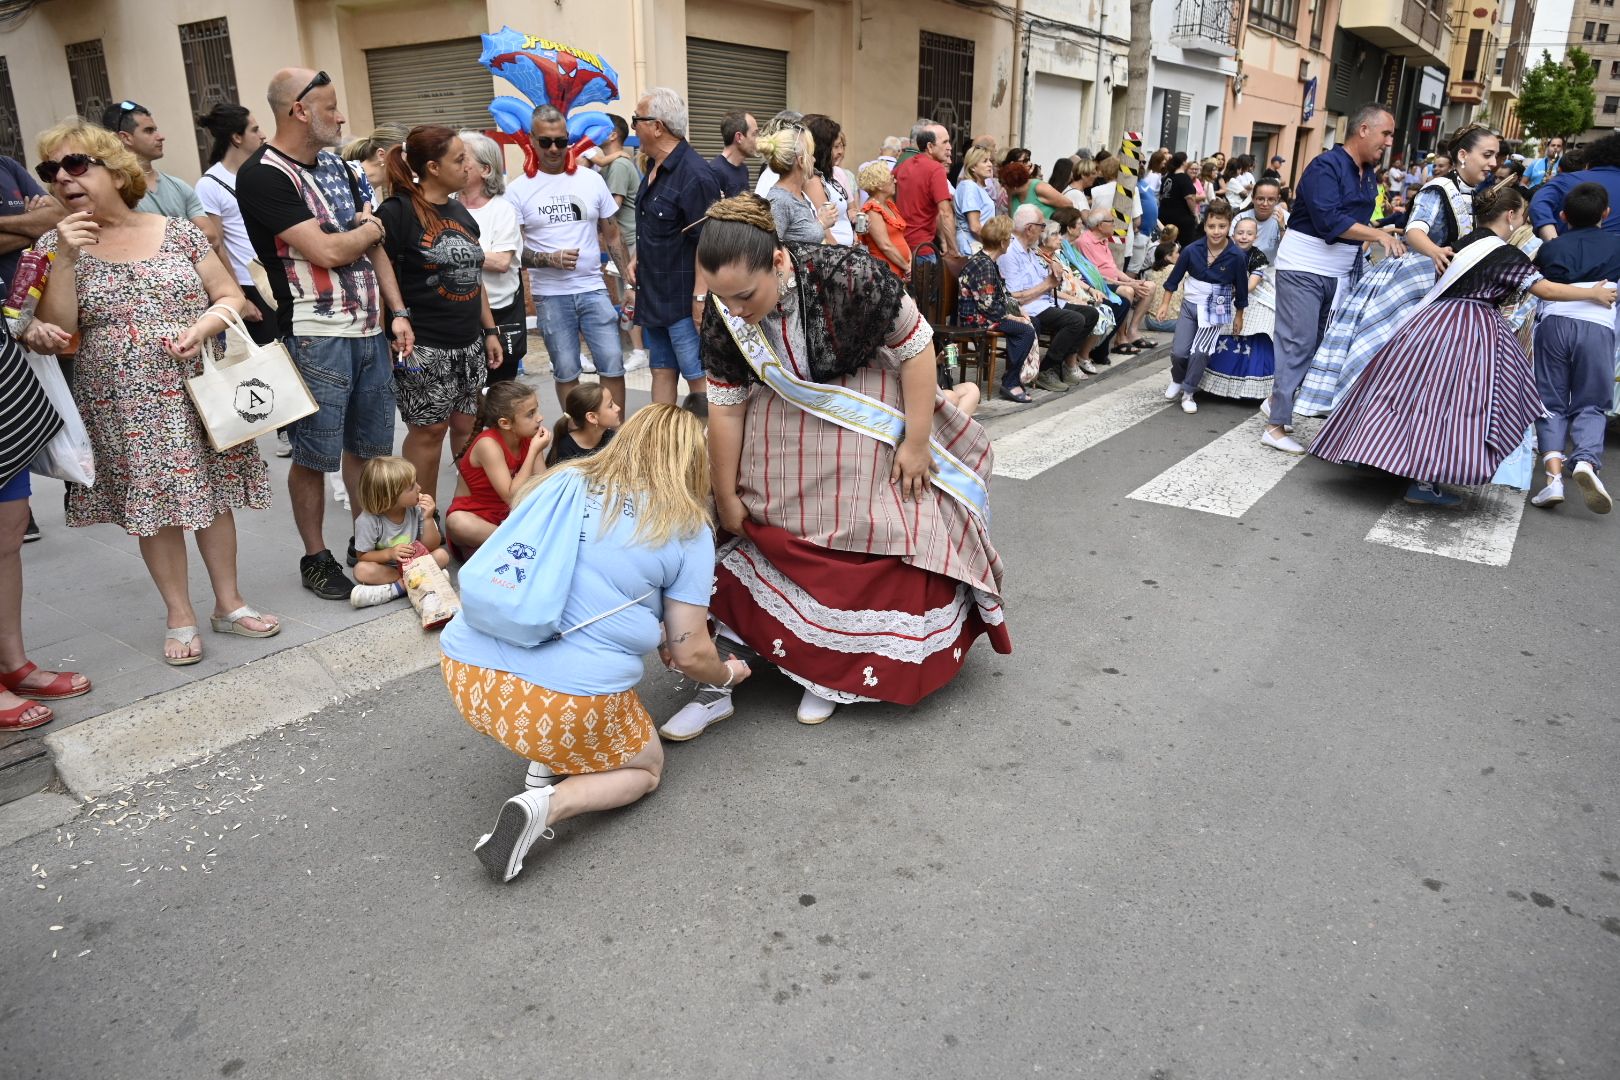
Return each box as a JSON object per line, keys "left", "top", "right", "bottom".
{"left": 481, "top": 326, "right": 500, "bottom": 338}
{"left": 390, "top": 308, "right": 411, "bottom": 321}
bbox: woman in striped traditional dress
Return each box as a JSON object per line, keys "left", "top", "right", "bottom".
{"left": 1311, "top": 187, "right": 1616, "bottom": 508}
{"left": 1292, "top": 126, "right": 1500, "bottom": 419}
{"left": 658, "top": 194, "right": 1010, "bottom": 738}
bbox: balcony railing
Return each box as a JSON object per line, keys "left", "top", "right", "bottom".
{"left": 1402, "top": 0, "right": 1445, "bottom": 50}
{"left": 1171, "top": 0, "right": 1238, "bottom": 56}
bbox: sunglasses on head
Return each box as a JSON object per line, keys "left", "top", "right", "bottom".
{"left": 290, "top": 70, "right": 331, "bottom": 115}
{"left": 533, "top": 135, "right": 569, "bottom": 150}
{"left": 35, "top": 154, "right": 105, "bottom": 185}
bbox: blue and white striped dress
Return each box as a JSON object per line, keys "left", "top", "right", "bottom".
{"left": 1310, "top": 232, "right": 1546, "bottom": 485}
{"left": 1295, "top": 179, "right": 1475, "bottom": 417}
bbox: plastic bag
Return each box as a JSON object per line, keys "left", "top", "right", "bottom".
{"left": 25, "top": 350, "right": 94, "bottom": 487}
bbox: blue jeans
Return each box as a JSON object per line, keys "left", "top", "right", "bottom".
{"left": 536, "top": 291, "right": 623, "bottom": 382}
{"left": 286, "top": 333, "right": 396, "bottom": 473}
{"left": 994, "top": 318, "right": 1036, "bottom": 391}
{"left": 643, "top": 318, "right": 704, "bottom": 381}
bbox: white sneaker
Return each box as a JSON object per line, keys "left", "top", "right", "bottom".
{"left": 623, "top": 348, "right": 650, "bottom": 372}
{"left": 796, "top": 687, "right": 838, "bottom": 725}
{"left": 658, "top": 686, "right": 735, "bottom": 741}
{"left": 349, "top": 583, "right": 401, "bottom": 608}
{"left": 474, "top": 786, "right": 555, "bottom": 883}
{"left": 1530, "top": 477, "right": 1565, "bottom": 508}
{"left": 1261, "top": 429, "right": 1306, "bottom": 455}
{"left": 275, "top": 430, "right": 293, "bottom": 458}
{"left": 1573, "top": 461, "right": 1612, "bottom": 513}
{"left": 1180, "top": 393, "right": 1198, "bottom": 414}
{"left": 524, "top": 760, "right": 559, "bottom": 789}
{"left": 1078, "top": 359, "right": 1100, "bottom": 375}
{"left": 1164, "top": 381, "right": 1181, "bottom": 400}
{"left": 580, "top": 355, "right": 598, "bottom": 374}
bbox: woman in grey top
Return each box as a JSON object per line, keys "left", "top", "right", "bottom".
{"left": 759, "top": 121, "right": 836, "bottom": 244}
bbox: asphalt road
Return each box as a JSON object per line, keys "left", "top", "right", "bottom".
{"left": 4, "top": 387, "right": 1618, "bottom": 1080}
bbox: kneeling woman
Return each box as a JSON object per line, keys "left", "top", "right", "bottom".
{"left": 1311, "top": 186, "right": 1616, "bottom": 507}
{"left": 661, "top": 195, "right": 1010, "bottom": 738}
{"left": 439, "top": 405, "right": 750, "bottom": 882}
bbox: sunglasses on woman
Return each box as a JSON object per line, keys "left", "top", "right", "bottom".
{"left": 34, "top": 154, "right": 105, "bottom": 184}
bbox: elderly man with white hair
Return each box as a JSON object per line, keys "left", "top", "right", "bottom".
{"left": 629, "top": 86, "right": 722, "bottom": 412}
{"left": 457, "top": 130, "right": 525, "bottom": 383}
{"left": 997, "top": 203, "right": 1099, "bottom": 393}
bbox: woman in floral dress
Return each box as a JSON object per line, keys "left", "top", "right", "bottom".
{"left": 33, "top": 119, "right": 278, "bottom": 664}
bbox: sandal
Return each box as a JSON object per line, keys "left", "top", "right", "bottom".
{"left": 164, "top": 626, "right": 204, "bottom": 667}
{"left": 0, "top": 661, "right": 91, "bottom": 701}
{"left": 999, "top": 386, "right": 1034, "bottom": 403}
{"left": 1127, "top": 338, "right": 1157, "bottom": 349}
{"left": 0, "top": 695, "right": 52, "bottom": 731}
{"left": 209, "top": 606, "right": 282, "bottom": 639}
{"left": 1112, "top": 343, "right": 1144, "bottom": 355}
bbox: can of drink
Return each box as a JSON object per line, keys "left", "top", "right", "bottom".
{"left": 619, "top": 293, "right": 636, "bottom": 332}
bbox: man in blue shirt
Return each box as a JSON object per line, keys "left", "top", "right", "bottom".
{"left": 630, "top": 87, "right": 722, "bottom": 413}
{"left": 1525, "top": 136, "right": 1563, "bottom": 189}
{"left": 0, "top": 157, "right": 60, "bottom": 293}
{"left": 1263, "top": 104, "right": 1405, "bottom": 454}
{"left": 708, "top": 110, "right": 756, "bottom": 199}
{"left": 1531, "top": 132, "right": 1620, "bottom": 242}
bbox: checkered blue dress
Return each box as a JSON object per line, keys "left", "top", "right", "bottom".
{"left": 1295, "top": 181, "right": 1474, "bottom": 417}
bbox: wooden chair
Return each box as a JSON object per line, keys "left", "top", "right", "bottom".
{"left": 908, "top": 244, "right": 1001, "bottom": 395}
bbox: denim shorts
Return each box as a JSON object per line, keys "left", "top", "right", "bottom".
{"left": 643, "top": 318, "right": 704, "bottom": 381}
{"left": 286, "top": 332, "right": 397, "bottom": 473}
{"left": 535, "top": 290, "right": 623, "bottom": 382}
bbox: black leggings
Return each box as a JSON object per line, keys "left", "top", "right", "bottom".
{"left": 1036, "top": 304, "right": 1098, "bottom": 368}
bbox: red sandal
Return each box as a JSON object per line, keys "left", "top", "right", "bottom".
{"left": 0, "top": 661, "right": 91, "bottom": 702}
{"left": 0, "top": 696, "right": 52, "bottom": 731}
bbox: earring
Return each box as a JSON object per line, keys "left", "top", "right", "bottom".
{"left": 776, "top": 272, "right": 789, "bottom": 302}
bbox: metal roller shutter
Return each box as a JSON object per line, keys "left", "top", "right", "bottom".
{"left": 365, "top": 38, "right": 494, "bottom": 131}
{"left": 686, "top": 37, "right": 788, "bottom": 172}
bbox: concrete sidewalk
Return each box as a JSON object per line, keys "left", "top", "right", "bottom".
{"left": 2, "top": 338, "right": 1166, "bottom": 810}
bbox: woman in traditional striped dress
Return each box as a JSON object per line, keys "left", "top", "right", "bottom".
{"left": 658, "top": 195, "right": 1010, "bottom": 738}
{"left": 1292, "top": 126, "right": 1500, "bottom": 419}
{"left": 1311, "top": 187, "right": 1616, "bottom": 508}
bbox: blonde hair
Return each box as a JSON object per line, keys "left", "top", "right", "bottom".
{"left": 961, "top": 146, "right": 993, "bottom": 181}
{"left": 759, "top": 121, "right": 813, "bottom": 177}
{"left": 1070, "top": 156, "right": 1097, "bottom": 186}
{"left": 36, "top": 119, "right": 146, "bottom": 207}
{"left": 342, "top": 125, "right": 406, "bottom": 163}
{"left": 357, "top": 456, "right": 417, "bottom": 515}
{"left": 543, "top": 404, "right": 710, "bottom": 547}
{"left": 857, "top": 159, "right": 893, "bottom": 195}
{"left": 979, "top": 214, "right": 1013, "bottom": 251}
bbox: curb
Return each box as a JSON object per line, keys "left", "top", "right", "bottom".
{"left": 40, "top": 608, "right": 440, "bottom": 799}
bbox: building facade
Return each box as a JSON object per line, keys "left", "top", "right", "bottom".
{"left": 0, "top": 0, "right": 1050, "bottom": 183}
{"left": 1487, "top": 0, "right": 1534, "bottom": 141}
{"left": 1571, "top": 0, "right": 1620, "bottom": 143}
{"left": 1440, "top": 0, "right": 1501, "bottom": 136}
{"left": 1148, "top": 0, "right": 1238, "bottom": 159}
{"left": 1219, "top": 0, "right": 1340, "bottom": 184}
{"left": 1324, "top": 0, "right": 1452, "bottom": 166}
{"left": 1017, "top": 0, "right": 1133, "bottom": 171}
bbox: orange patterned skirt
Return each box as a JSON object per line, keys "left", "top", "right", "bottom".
{"left": 440, "top": 656, "right": 656, "bottom": 774}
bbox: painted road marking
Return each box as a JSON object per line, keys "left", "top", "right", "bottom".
{"left": 992, "top": 369, "right": 1174, "bottom": 480}
{"left": 1127, "top": 414, "right": 1325, "bottom": 518}
{"left": 1363, "top": 484, "right": 1526, "bottom": 567}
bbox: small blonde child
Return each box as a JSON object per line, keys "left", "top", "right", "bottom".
{"left": 350, "top": 456, "right": 451, "bottom": 608}
{"left": 545, "top": 383, "right": 623, "bottom": 466}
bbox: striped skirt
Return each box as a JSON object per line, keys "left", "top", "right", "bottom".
{"left": 1310, "top": 299, "right": 1547, "bottom": 485}
{"left": 1296, "top": 252, "right": 1437, "bottom": 417}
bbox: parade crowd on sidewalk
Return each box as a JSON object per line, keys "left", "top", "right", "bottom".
{"left": 3, "top": 68, "right": 1613, "bottom": 880}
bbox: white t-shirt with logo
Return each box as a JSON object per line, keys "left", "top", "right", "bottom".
{"left": 505, "top": 167, "right": 619, "bottom": 297}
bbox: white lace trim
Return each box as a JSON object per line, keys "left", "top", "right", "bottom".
{"left": 890, "top": 310, "right": 934, "bottom": 362}
{"left": 707, "top": 383, "right": 749, "bottom": 406}
{"left": 721, "top": 541, "right": 970, "bottom": 663}
{"left": 780, "top": 669, "right": 878, "bottom": 704}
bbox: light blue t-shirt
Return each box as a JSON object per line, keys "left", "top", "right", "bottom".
{"left": 954, "top": 179, "right": 994, "bottom": 254}
{"left": 440, "top": 489, "right": 715, "bottom": 696}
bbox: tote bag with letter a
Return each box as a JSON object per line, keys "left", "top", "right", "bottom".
{"left": 184, "top": 305, "right": 317, "bottom": 451}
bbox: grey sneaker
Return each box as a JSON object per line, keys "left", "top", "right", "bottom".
{"left": 1035, "top": 370, "right": 1071, "bottom": 394}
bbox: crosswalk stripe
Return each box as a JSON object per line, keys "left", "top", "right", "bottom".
{"left": 1363, "top": 484, "right": 1526, "bottom": 567}
{"left": 1126, "top": 413, "right": 1325, "bottom": 518}
{"left": 991, "top": 369, "right": 1174, "bottom": 480}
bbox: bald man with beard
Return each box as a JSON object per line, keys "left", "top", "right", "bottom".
{"left": 238, "top": 67, "right": 415, "bottom": 602}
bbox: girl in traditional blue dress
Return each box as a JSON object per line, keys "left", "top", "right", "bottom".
{"left": 1311, "top": 187, "right": 1616, "bottom": 508}
{"left": 1294, "top": 126, "right": 1500, "bottom": 418}
{"left": 1198, "top": 217, "right": 1275, "bottom": 400}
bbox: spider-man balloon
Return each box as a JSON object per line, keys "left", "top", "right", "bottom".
{"left": 478, "top": 27, "right": 621, "bottom": 176}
